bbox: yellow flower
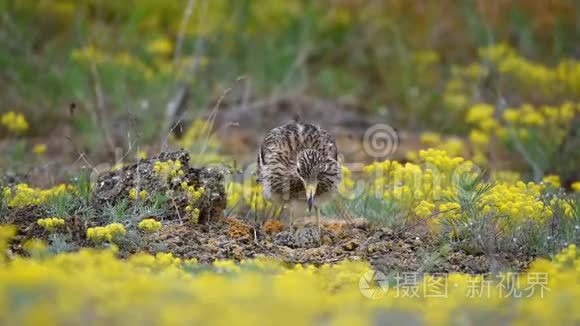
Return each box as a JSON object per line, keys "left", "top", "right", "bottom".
{"left": 128, "top": 188, "right": 148, "bottom": 201}
{"left": 466, "top": 103, "right": 494, "bottom": 124}
{"left": 138, "top": 218, "right": 162, "bottom": 232}
{"left": 420, "top": 132, "right": 441, "bottom": 145}
{"left": 146, "top": 37, "right": 173, "bottom": 56}
{"left": 503, "top": 108, "right": 519, "bottom": 123}
{"left": 192, "top": 208, "right": 200, "bottom": 224}
{"left": 87, "top": 223, "right": 126, "bottom": 242}
{"left": 542, "top": 175, "right": 561, "bottom": 187}
{"left": 37, "top": 217, "right": 65, "bottom": 231}
{"left": 32, "top": 144, "right": 47, "bottom": 155}
{"left": 571, "top": 181, "right": 580, "bottom": 192}
{"left": 415, "top": 200, "right": 435, "bottom": 218}
{"left": 3, "top": 183, "right": 69, "bottom": 207}
{"left": 469, "top": 129, "right": 490, "bottom": 146}
{"left": 128, "top": 188, "right": 138, "bottom": 200}
{"left": 1, "top": 111, "right": 29, "bottom": 133}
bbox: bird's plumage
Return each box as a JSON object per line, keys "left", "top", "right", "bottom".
{"left": 256, "top": 122, "right": 341, "bottom": 207}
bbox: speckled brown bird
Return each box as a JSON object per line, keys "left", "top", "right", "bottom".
{"left": 256, "top": 122, "right": 342, "bottom": 226}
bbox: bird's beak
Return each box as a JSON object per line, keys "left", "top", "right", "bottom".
{"left": 305, "top": 183, "right": 317, "bottom": 212}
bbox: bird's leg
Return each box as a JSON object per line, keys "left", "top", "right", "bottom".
{"left": 315, "top": 206, "right": 321, "bottom": 232}
{"left": 315, "top": 206, "right": 322, "bottom": 246}
{"left": 289, "top": 205, "right": 294, "bottom": 231}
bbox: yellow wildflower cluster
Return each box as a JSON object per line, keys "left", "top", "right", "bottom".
{"left": 226, "top": 182, "right": 243, "bottom": 209}
{"left": 461, "top": 101, "right": 580, "bottom": 165}
{"left": 419, "top": 149, "right": 472, "bottom": 174}
{"left": 138, "top": 218, "right": 162, "bottom": 233}
{"left": 443, "top": 76, "right": 470, "bottom": 112}
{"left": 338, "top": 165, "right": 355, "bottom": 198}
{"left": 184, "top": 206, "right": 201, "bottom": 223}
{"left": 481, "top": 182, "right": 552, "bottom": 223}
{"left": 414, "top": 200, "right": 436, "bottom": 218}
{"left": 86, "top": 223, "right": 127, "bottom": 242}
{"left": 416, "top": 180, "right": 554, "bottom": 226}
{"left": 0, "top": 230, "right": 577, "bottom": 325}
{"left": 226, "top": 179, "right": 275, "bottom": 214}
{"left": 153, "top": 159, "right": 184, "bottom": 180}
{"left": 437, "top": 201, "right": 462, "bottom": 220}
{"left": 480, "top": 43, "right": 580, "bottom": 96}
{"left": 37, "top": 217, "right": 65, "bottom": 231}
{"left": 502, "top": 102, "right": 578, "bottom": 142}
{"left": 364, "top": 150, "right": 472, "bottom": 206}
{"left": 180, "top": 182, "right": 204, "bottom": 222}
{"left": 465, "top": 103, "right": 499, "bottom": 165}
{"left": 181, "top": 182, "right": 204, "bottom": 202}
{"left": 0, "top": 111, "right": 29, "bottom": 134}
{"left": 542, "top": 175, "right": 562, "bottom": 187}
{"left": 248, "top": 183, "right": 272, "bottom": 212}
{"left": 152, "top": 159, "right": 205, "bottom": 221}
{"left": 407, "top": 133, "right": 465, "bottom": 162}
{"left": 2, "top": 183, "right": 70, "bottom": 207}
{"left": 438, "top": 44, "right": 580, "bottom": 167}
{"left": 128, "top": 188, "right": 148, "bottom": 201}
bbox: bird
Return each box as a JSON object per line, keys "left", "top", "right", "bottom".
{"left": 256, "top": 122, "right": 342, "bottom": 228}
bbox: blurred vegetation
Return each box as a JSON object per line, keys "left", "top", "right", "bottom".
{"left": 0, "top": 1, "right": 579, "bottom": 177}
{"left": 1, "top": 5, "right": 580, "bottom": 315}
{"left": 2, "top": 1, "right": 578, "bottom": 121}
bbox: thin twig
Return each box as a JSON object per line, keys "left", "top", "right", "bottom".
{"left": 89, "top": 61, "right": 116, "bottom": 155}
{"left": 173, "top": 0, "right": 197, "bottom": 69}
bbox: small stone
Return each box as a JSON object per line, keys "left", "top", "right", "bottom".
{"left": 295, "top": 225, "right": 321, "bottom": 248}
{"left": 273, "top": 231, "right": 296, "bottom": 248}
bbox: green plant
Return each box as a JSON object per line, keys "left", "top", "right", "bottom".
{"left": 47, "top": 233, "right": 76, "bottom": 255}
{"left": 102, "top": 200, "right": 130, "bottom": 224}
{"left": 73, "top": 169, "right": 92, "bottom": 205}
{"left": 44, "top": 191, "right": 77, "bottom": 219}
{"left": 323, "top": 188, "right": 407, "bottom": 233}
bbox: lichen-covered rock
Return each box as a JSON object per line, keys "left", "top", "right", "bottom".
{"left": 91, "top": 150, "right": 226, "bottom": 224}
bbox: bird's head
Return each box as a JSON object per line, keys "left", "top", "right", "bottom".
{"left": 296, "top": 149, "right": 340, "bottom": 212}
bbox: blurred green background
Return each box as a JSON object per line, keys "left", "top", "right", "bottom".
{"left": 0, "top": 0, "right": 579, "bottom": 184}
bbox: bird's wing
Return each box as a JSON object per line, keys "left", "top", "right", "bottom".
{"left": 256, "top": 123, "right": 339, "bottom": 182}
{"left": 256, "top": 126, "right": 287, "bottom": 182}
{"left": 302, "top": 123, "right": 339, "bottom": 161}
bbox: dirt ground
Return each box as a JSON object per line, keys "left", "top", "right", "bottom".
{"left": 3, "top": 204, "right": 531, "bottom": 274}
{"left": 145, "top": 217, "right": 531, "bottom": 274}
